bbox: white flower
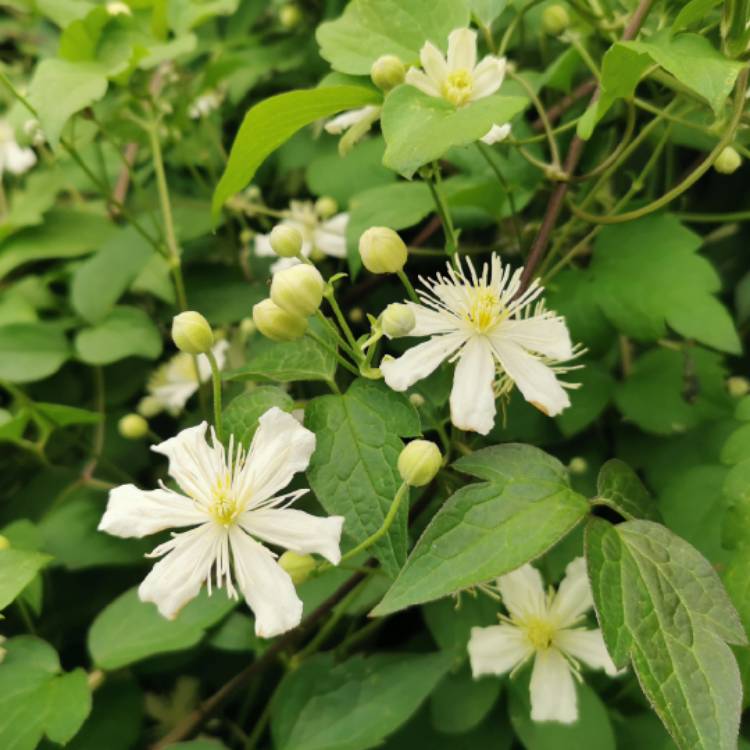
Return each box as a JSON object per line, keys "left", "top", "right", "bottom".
{"left": 98, "top": 408, "right": 344, "bottom": 638}
{"left": 406, "top": 28, "right": 506, "bottom": 108}
{"left": 480, "top": 123, "right": 512, "bottom": 145}
{"left": 106, "top": 1, "right": 132, "bottom": 14}
{"left": 380, "top": 254, "right": 577, "bottom": 435}
{"left": 255, "top": 200, "right": 348, "bottom": 273}
{"left": 0, "top": 120, "right": 36, "bottom": 177}
{"left": 324, "top": 105, "right": 381, "bottom": 136}
{"left": 143, "top": 340, "right": 229, "bottom": 417}
{"left": 468, "top": 559, "right": 619, "bottom": 724}
{"left": 189, "top": 90, "right": 223, "bottom": 119}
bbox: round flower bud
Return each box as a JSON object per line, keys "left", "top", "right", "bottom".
{"left": 271, "top": 264, "right": 325, "bottom": 318}
{"left": 398, "top": 439, "right": 442, "bottom": 487}
{"left": 172, "top": 311, "right": 214, "bottom": 355}
{"left": 728, "top": 376, "right": 750, "bottom": 398}
{"left": 715, "top": 146, "right": 742, "bottom": 175}
{"left": 542, "top": 5, "right": 570, "bottom": 35}
{"left": 239, "top": 318, "right": 257, "bottom": 337}
{"left": 315, "top": 196, "right": 338, "bottom": 219}
{"left": 270, "top": 224, "right": 304, "bottom": 258}
{"left": 253, "top": 298, "right": 308, "bottom": 342}
{"left": 349, "top": 307, "right": 365, "bottom": 324}
{"left": 119, "top": 414, "right": 149, "bottom": 440}
{"left": 0, "top": 535, "right": 9, "bottom": 551}
{"left": 279, "top": 551, "right": 316, "bottom": 585}
{"left": 568, "top": 456, "right": 588, "bottom": 475}
{"left": 279, "top": 3, "right": 302, "bottom": 29}
{"left": 137, "top": 396, "right": 163, "bottom": 419}
{"left": 359, "top": 226, "right": 408, "bottom": 274}
{"left": 370, "top": 54, "right": 406, "bottom": 92}
{"left": 409, "top": 393, "right": 425, "bottom": 408}
{"left": 381, "top": 303, "right": 415, "bottom": 339}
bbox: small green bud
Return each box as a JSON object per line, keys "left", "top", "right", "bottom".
{"left": 119, "top": 413, "right": 149, "bottom": 440}
{"left": 271, "top": 264, "right": 325, "bottom": 318}
{"left": 728, "top": 376, "right": 750, "bottom": 398}
{"left": 270, "top": 224, "right": 304, "bottom": 258}
{"left": 172, "top": 311, "right": 214, "bottom": 355}
{"left": 398, "top": 439, "right": 442, "bottom": 487}
{"left": 359, "top": 226, "right": 408, "bottom": 274}
{"left": 0, "top": 535, "right": 9, "bottom": 551}
{"left": 568, "top": 456, "right": 588, "bottom": 475}
{"left": 370, "top": 54, "right": 406, "bottom": 91}
{"left": 542, "top": 4, "right": 570, "bottom": 36}
{"left": 381, "top": 303, "right": 415, "bottom": 338}
{"left": 253, "top": 298, "right": 308, "bottom": 342}
{"left": 714, "top": 146, "right": 742, "bottom": 175}
{"left": 315, "top": 196, "right": 338, "bottom": 219}
{"left": 279, "top": 3, "right": 302, "bottom": 29}
{"left": 87, "top": 669, "right": 105, "bottom": 690}
{"left": 239, "top": 228, "right": 253, "bottom": 246}
{"left": 239, "top": 318, "right": 257, "bottom": 337}
{"left": 349, "top": 307, "right": 365, "bottom": 324}
{"left": 137, "top": 396, "right": 163, "bottom": 419}
{"left": 409, "top": 393, "right": 425, "bottom": 408}
{"left": 279, "top": 551, "right": 316, "bottom": 585}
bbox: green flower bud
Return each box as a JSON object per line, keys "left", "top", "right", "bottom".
{"left": 359, "top": 226, "right": 408, "bottom": 274}
{"left": 568, "top": 456, "right": 588, "bottom": 475}
{"left": 270, "top": 224, "right": 304, "bottom": 258}
{"left": 728, "top": 376, "right": 750, "bottom": 398}
{"left": 172, "top": 311, "right": 214, "bottom": 355}
{"left": 239, "top": 318, "right": 257, "bottom": 337}
{"left": 398, "top": 439, "right": 442, "bottom": 487}
{"left": 381, "top": 302, "right": 415, "bottom": 338}
{"left": 0, "top": 634, "right": 6, "bottom": 664}
{"left": 279, "top": 551, "right": 316, "bottom": 585}
{"left": 715, "top": 146, "right": 742, "bottom": 174}
{"left": 137, "top": 396, "right": 163, "bottom": 419}
{"left": 271, "top": 264, "right": 325, "bottom": 318}
{"left": 370, "top": 54, "right": 406, "bottom": 91}
{"left": 279, "top": 3, "right": 302, "bottom": 29}
{"left": 542, "top": 5, "right": 570, "bottom": 35}
{"left": 253, "top": 298, "right": 308, "bottom": 341}
{"left": 409, "top": 393, "right": 425, "bottom": 408}
{"left": 349, "top": 307, "right": 365, "bottom": 324}
{"left": 0, "top": 535, "right": 9, "bottom": 551}
{"left": 119, "top": 413, "right": 149, "bottom": 440}
{"left": 315, "top": 196, "right": 338, "bottom": 219}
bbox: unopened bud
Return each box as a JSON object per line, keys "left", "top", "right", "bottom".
{"left": 715, "top": 146, "right": 742, "bottom": 174}
{"left": 279, "top": 551, "right": 316, "bottom": 585}
{"left": 0, "top": 535, "right": 9, "bottom": 551}
{"left": 0, "top": 635, "right": 6, "bottom": 663}
{"left": 409, "top": 393, "right": 425, "bottom": 408}
{"left": 381, "top": 303, "right": 415, "bottom": 338}
{"left": 359, "top": 226, "right": 408, "bottom": 274}
{"left": 253, "top": 299, "right": 308, "bottom": 341}
{"left": 371, "top": 54, "right": 406, "bottom": 91}
{"left": 172, "top": 311, "right": 214, "bottom": 355}
{"left": 315, "top": 196, "right": 338, "bottom": 219}
{"left": 239, "top": 318, "right": 257, "bottom": 337}
{"left": 568, "top": 456, "right": 588, "bottom": 475}
{"left": 119, "top": 414, "right": 149, "bottom": 440}
{"left": 349, "top": 307, "right": 365, "bottom": 324}
{"left": 138, "top": 396, "right": 163, "bottom": 418}
{"left": 279, "top": 3, "right": 301, "bottom": 29}
{"left": 270, "top": 224, "right": 303, "bottom": 258}
{"left": 106, "top": 1, "right": 131, "bottom": 15}
{"left": 728, "top": 376, "right": 750, "bottom": 398}
{"left": 87, "top": 669, "right": 106, "bottom": 690}
{"left": 271, "top": 264, "right": 325, "bottom": 318}
{"left": 398, "top": 439, "right": 442, "bottom": 486}
{"left": 542, "top": 5, "right": 570, "bottom": 35}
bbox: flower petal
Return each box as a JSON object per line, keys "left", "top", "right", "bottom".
{"left": 449, "top": 335, "right": 496, "bottom": 435}
{"left": 490, "top": 338, "right": 570, "bottom": 416}
{"left": 139, "top": 523, "right": 223, "bottom": 619}
{"left": 548, "top": 557, "right": 593, "bottom": 627}
{"left": 99, "top": 484, "right": 206, "bottom": 538}
{"left": 497, "top": 563, "right": 547, "bottom": 621}
{"left": 529, "top": 648, "right": 578, "bottom": 724}
{"left": 554, "top": 628, "right": 620, "bottom": 676}
{"left": 409, "top": 302, "right": 461, "bottom": 336}
{"left": 242, "top": 507, "right": 344, "bottom": 564}
{"left": 314, "top": 212, "right": 349, "bottom": 258}
{"left": 405, "top": 68, "right": 441, "bottom": 97}
{"left": 230, "top": 527, "right": 303, "bottom": 638}
{"left": 324, "top": 107, "right": 370, "bottom": 134}
{"left": 471, "top": 56, "right": 506, "bottom": 100}
{"left": 468, "top": 624, "right": 531, "bottom": 677}
{"left": 497, "top": 315, "right": 574, "bottom": 360}
{"left": 480, "top": 123, "right": 511, "bottom": 145}
{"left": 380, "top": 332, "right": 465, "bottom": 391}
{"left": 4, "top": 141, "right": 36, "bottom": 175}
{"left": 447, "top": 28, "right": 477, "bottom": 72}
{"left": 420, "top": 41, "right": 448, "bottom": 87}
{"left": 254, "top": 232, "right": 275, "bottom": 257}
{"left": 151, "top": 380, "right": 199, "bottom": 416}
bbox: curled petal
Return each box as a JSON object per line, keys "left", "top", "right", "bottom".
{"left": 529, "top": 648, "right": 578, "bottom": 723}
{"left": 380, "top": 332, "right": 466, "bottom": 391}
{"left": 449, "top": 336, "right": 496, "bottom": 435}
{"left": 468, "top": 624, "right": 531, "bottom": 677}
{"left": 480, "top": 123, "right": 511, "bottom": 145}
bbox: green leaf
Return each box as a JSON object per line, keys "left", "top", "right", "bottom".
{"left": 470, "top": 0, "right": 507, "bottom": 26}
{"left": 305, "top": 379, "right": 421, "bottom": 577}
{"left": 88, "top": 587, "right": 236, "bottom": 669}
{"left": 370, "top": 445, "right": 589, "bottom": 616}
{"left": 590, "top": 214, "right": 740, "bottom": 353}
{"left": 593, "top": 459, "right": 661, "bottom": 521}
{"left": 271, "top": 652, "right": 452, "bottom": 750}
{"left": 673, "top": 0, "right": 723, "bottom": 33}
{"left": 381, "top": 86, "right": 527, "bottom": 178}
{"left": 45, "top": 669, "right": 93, "bottom": 744}
{"left": 555, "top": 361, "right": 615, "bottom": 437}
{"left": 0, "top": 548, "right": 51, "bottom": 610}
{"left": 75, "top": 306, "right": 162, "bottom": 365}
{"left": 223, "top": 387, "right": 295, "bottom": 447}
{"left": 428, "top": 663, "right": 500, "bottom": 734}
{"left": 422, "top": 594, "right": 498, "bottom": 654}
{"left": 0, "top": 323, "right": 71, "bottom": 383}
{"left": 213, "top": 86, "right": 381, "bottom": 217}
{"left": 586, "top": 518, "right": 747, "bottom": 750}
{"left": 316, "top": 0, "right": 471, "bottom": 74}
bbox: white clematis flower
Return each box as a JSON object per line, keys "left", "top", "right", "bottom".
{"left": 142, "top": 340, "right": 229, "bottom": 417}
{"left": 324, "top": 105, "right": 383, "bottom": 155}
{"left": 380, "top": 254, "right": 577, "bottom": 435}
{"left": 255, "top": 200, "right": 348, "bottom": 273}
{"left": 0, "top": 120, "right": 36, "bottom": 177}
{"left": 468, "top": 559, "right": 619, "bottom": 724}
{"left": 99, "top": 408, "right": 344, "bottom": 638}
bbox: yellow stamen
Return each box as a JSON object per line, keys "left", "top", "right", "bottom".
{"left": 465, "top": 287, "right": 504, "bottom": 333}
{"left": 522, "top": 616, "right": 556, "bottom": 651}
{"left": 210, "top": 472, "right": 240, "bottom": 526}
{"left": 442, "top": 69, "right": 473, "bottom": 106}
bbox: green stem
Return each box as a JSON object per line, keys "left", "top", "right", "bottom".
{"left": 426, "top": 165, "right": 458, "bottom": 254}
{"left": 508, "top": 70, "right": 561, "bottom": 167}
{"left": 396, "top": 269, "right": 419, "bottom": 303}
{"left": 676, "top": 210, "right": 750, "bottom": 223}
{"left": 315, "top": 310, "right": 359, "bottom": 361}
{"left": 323, "top": 291, "right": 361, "bottom": 358}
{"left": 306, "top": 329, "right": 360, "bottom": 377}
{"left": 206, "top": 350, "right": 223, "bottom": 441}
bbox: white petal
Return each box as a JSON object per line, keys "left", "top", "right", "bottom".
{"left": 139, "top": 523, "right": 223, "bottom": 620}
{"left": 480, "top": 123, "right": 511, "bottom": 145}
{"left": 4, "top": 141, "right": 36, "bottom": 175}
{"left": 324, "top": 107, "right": 371, "bottom": 134}
{"left": 99, "top": 484, "right": 206, "bottom": 538}
{"left": 529, "top": 648, "right": 578, "bottom": 723}
{"left": 270, "top": 256, "right": 302, "bottom": 274}
{"left": 314, "top": 213, "right": 348, "bottom": 258}
{"left": 548, "top": 557, "right": 593, "bottom": 628}
{"left": 554, "top": 629, "right": 620, "bottom": 676}
{"left": 230, "top": 527, "right": 303, "bottom": 638}
{"left": 468, "top": 624, "right": 531, "bottom": 677}
{"left": 497, "top": 563, "right": 547, "bottom": 621}
{"left": 239, "top": 407, "right": 315, "bottom": 507}
{"left": 420, "top": 41, "right": 448, "bottom": 87}
{"left": 380, "top": 332, "right": 465, "bottom": 391}
{"left": 471, "top": 56, "right": 506, "bottom": 100}
{"left": 497, "top": 315, "right": 574, "bottom": 360}
{"left": 447, "top": 28, "right": 477, "bottom": 72}
{"left": 151, "top": 380, "right": 199, "bottom": 416}
{"left": 490, "top": 339, "right": 570, "bottom": 416}
{"left": 254, "top": 232, "right": 275, "bottom": 258}
{"left": 409, "top": 302, "right": 461, "bottom": 336}
{"left": 242, "top": 508, "right": 344, "bottom": 564}
{"left": 405, "top": 68, "right": 441, "bottom": 98}
{"left": 449, "top": 336, "right": 496, "bottom": 435}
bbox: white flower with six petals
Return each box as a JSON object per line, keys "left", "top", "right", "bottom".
{"left": 98, "top": 408, "right": 344, "bottom": 638}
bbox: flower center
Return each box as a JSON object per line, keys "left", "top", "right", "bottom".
{"left": 522, "top": 616, "right": 556, "bottom": 651}
{"left": 466, "top": 287, "right": 503, "bottom": 332}
{"left": 442, "top": 69, "right": 473, "bottom": 106}
{"left": 210, "top": 473, "right": 240, "bottom": 526}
